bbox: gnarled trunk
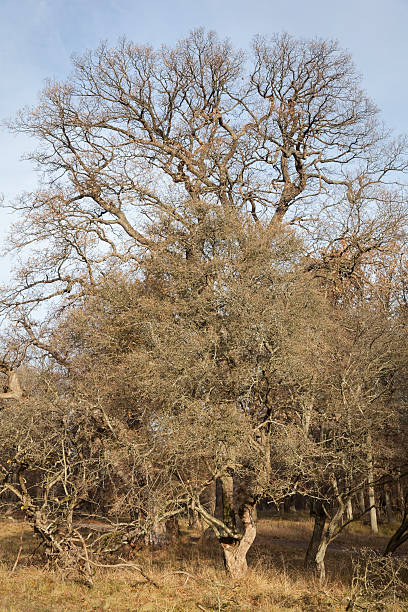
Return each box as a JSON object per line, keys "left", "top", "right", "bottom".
{"left": 306, "top": 521, "right": 329, "bottom": 584}
{"left": 314, "top": 537, "right": 329, "bottom": 583}
{"left": 221, "top": 503, "right": 257, "bottom": 578}
{"left": 0, "top": 367, "right": 24, "bottom": 401}
{"left": 305, "top": 500, "right": 326, "bottom": 569}
{"left": 195, "top": 471, "right": 259, "bottom": 578}
{"left": 305, "top": 486, "right": 345, "bottom": 584}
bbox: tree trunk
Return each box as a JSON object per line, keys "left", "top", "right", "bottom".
{"left": 284, "top": 495, "right": 296, "bottom": 514}
{"left": 147, "top": 518, "right": 179, "bottom": 546}
{"left": 201, "top": 481, "right": 216, "bottom": 517}
{"left": 305, "top": 500, "right": 326, "bottom": 569}
{"left": 314, "top": 537, "right": 329, "bottom": 583}
{"left": 384, "top": 495, "right": 408, "bottom": 555}
{"left": 384, "top": 484, "right": 393, "bottom": 524}
{"left": 346, "top": 497, "right": 353, "bottom": 522}
{"left": 200, "top": 481, "right": 217, "bottom": 540}
{"left": 221, "top": 503, "right": 256, "bottom": 578}
{"left": 215, "top": 477, "right": 224, "bottom": 520}
{"left": 220, "top": 473, "right": 236, "bottom": 530}
{"left": 397, "top": 477, "right": 404, "bottom": 515}
{"left": 357, "top": 489, "right": 365, "bottom": 515}
{"left": 203, "top": 473, "right": 258, "bottom": 578}
{"left": 368, "top": 488, "right": 378, "bottom": 533}
{"left": 188, "top": 508, "right": 202, "bottom": 529}
{"left": 367, "top": 433, "right": 378, "bottom": 534}
{"left": 295, "top": 494, "right": 306, "bottom": 511}
{"left": 384, "top": 515, "right": 408, "bottom": 555}
{"left": 305, "top": 490, "right": 344, "bottom": 583}
{"left": 0, "top": 368, "right": 25, "bottom": 401}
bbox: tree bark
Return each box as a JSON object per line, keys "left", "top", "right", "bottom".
{"left": 305, "top": 500, "right": 326, "bottom": 569}
{"left": 396, "top": 477, "right": 404, "bottom": 515}
{"left": 357, "top": 489, "right": 366, "bottom": 515}
{"left": 220, "top": 473, "right": 236, "bottom": 530}
{"left": 314, "top": 537, "right": 329, "bottom": 583}
{"left": 384, "top": 495, "right": 408, "bottom": 555}
{"left": 384, "top": 515, "right": 408, "bottom": 555}
{"left": 384, "top": 484, "right": 393, "bottom": 524}
{"left": 188, "top": 508, "right": 202, "bottom": 529}
{"left": 305, "top": 485, "right": 345, "bottom": 583}
{"left": 146, "top": 518, "right": 179, "bottom": 546}
{"left": 215, "top": 477, "right": 224, "bottom": 520}
{"left": 367, "top": 433, "right": 378, "bottom": 534}
{"left": 284, "top": 495, "right": 296, "bottom": 514}
{"left": 0, "top": 368, "right": 24, "bottom": 402}
{"left": 221, "top": 502, "right": 257, "bottom": 578}
{"left": 346, "top": 497, "right": 353, "bottom": 522}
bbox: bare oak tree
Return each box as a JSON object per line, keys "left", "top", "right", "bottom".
{"left": 4, "top": 30, "right": 407, "bottom": 314}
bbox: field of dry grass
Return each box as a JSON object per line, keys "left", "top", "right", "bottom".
{"left": 0, "top": 513, "right": 405, "bottom": 611}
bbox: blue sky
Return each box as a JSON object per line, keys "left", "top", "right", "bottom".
{"left": 1, "top": 0, "right": 407, "bottom": 277}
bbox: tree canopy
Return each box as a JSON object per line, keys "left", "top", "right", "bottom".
{"left": 1, "top": 29, "right": 408, "bottom": 585}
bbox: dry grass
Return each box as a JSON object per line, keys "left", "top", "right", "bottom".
{"left": 0, "top": 514, "right": 405, "bottom": 611}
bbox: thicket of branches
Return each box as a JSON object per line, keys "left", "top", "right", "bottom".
{"left": 1, "top": 29, "right": 408, "bottom": 587}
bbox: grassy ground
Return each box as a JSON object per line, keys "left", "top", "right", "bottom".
{"left": 0, "top": 513, "right": 405, "bottom": 611}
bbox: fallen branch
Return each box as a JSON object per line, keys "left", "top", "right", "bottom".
{"left": 79, "top": 556, "right": 160, "bottom": 588}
